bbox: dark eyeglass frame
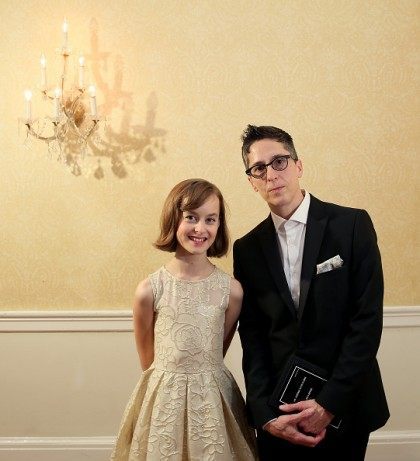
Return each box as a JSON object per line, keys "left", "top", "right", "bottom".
{"left": 245, "top": 155, "right": 291, "bottom": 179}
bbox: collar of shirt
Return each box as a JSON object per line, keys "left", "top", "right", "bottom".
{"left": 271, "top": 190, "right": 311, "bottom": 231}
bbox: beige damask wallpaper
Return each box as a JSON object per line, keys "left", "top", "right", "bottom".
{"left": 0, "top": 0, "right": 418, "bottom": 309}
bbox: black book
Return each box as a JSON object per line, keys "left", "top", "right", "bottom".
{"left": 268, "top": 355, "right": 342, "bottom": 429}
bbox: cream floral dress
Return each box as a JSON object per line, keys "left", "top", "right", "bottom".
{"left": 111, "top": 266, "right": 257, "bottom": 461}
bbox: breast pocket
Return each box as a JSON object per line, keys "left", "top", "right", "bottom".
{"left": 313, "top": 266, "right": 349, "bottom": 308}
{"left": 316, "top": 265, "right": 347, "bottom": 278}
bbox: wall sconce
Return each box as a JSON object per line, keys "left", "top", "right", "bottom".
{"left": 20, "top": 19, "right": 103, "bottom": 177}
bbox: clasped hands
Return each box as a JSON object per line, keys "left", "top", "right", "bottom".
{"left": 265, "top": 399, "right": 334, "bottom": 447}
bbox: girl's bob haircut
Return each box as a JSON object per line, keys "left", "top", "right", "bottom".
{"left": 154, "top": 178, "right": 229, "bottom": 257}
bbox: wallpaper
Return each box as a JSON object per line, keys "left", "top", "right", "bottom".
{"left": 0, "top": 0, "right": 418, "bottom": 309}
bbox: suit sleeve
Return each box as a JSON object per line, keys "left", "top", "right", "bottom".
{"left": 233, "top": 240, "right": 278, "bottom": 428}
{"left": 315, "top": 209, "right": 384, "bottom": 417}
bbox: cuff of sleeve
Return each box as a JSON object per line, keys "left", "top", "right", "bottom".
{"left": 315, "top": 385, "right": 345, "bottom": 417}
{"left": 262, "top": 418, "right": 277, "bottom": 430}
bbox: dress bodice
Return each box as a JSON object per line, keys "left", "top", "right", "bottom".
{"left": 148, "top": 266, "right": 231, "bottom": 374}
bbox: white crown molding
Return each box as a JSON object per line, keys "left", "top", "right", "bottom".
{"left": 0, "top": 306, "right": 419, "bottom": 332}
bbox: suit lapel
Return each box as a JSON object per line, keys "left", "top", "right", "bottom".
{"left": 298, "top": 196, "right": 328, "bottom": 322}
{"left": 257, "top": 216, "right": 296, "bottom": 318}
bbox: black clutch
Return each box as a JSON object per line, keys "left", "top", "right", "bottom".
{"left": 268, "top": 355, "right": 342, "bottom": 429}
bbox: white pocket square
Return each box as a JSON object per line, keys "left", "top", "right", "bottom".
{"left": 316, "top": 255, "right": 343, "bottom": 275}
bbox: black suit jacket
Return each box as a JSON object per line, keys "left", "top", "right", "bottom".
{"left": 233, "top": 195, "right": 389, "bottom": 433}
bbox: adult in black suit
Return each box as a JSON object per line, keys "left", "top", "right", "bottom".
{"left": 233, "top": 125, "right": 389, "bottom": 461}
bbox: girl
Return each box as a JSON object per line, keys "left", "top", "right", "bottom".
{"left": 111, "top": 179, "right": 257, "bottom": 460}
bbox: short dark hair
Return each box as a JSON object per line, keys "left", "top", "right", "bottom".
{"left": 154, "top": 178, "right": 229, "bottom": 257}
{"left": 241, "top": 125, "right": 298, "bottom": 168}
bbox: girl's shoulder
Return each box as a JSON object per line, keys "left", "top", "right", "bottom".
{"left": 229, "top": 277, "right": 243, "bottom": 301}
{"left": 147, "top": 266, "right": 166, "bottom": 299}
{"left": 148, "top": 266, "right": 165, "bottom": 280}
{"left": 133, "top": 277, "right": 154, "bottom": 309}
{"left": 132, "top": 268, "right": 166, "bottom": 313}
{"left": 213, "top": 266, "right": 241, "bottom": 283}
{"left": 213, "top": 267, "right": 242, "bottom": 296}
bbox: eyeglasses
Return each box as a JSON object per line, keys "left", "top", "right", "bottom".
{"left": 245, "top": 155, "right": 291, "bottom": 179}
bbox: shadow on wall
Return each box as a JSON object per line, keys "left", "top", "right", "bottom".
{"left": 82, "top": 18, "right": 167, "bottom": 180}
{"left": 21, "top": 18, "right": 168, "bottom": 179}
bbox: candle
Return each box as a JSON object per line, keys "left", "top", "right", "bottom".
{"left": 40, "top": 54, "right": 47, "bottom": 91}
{"left": 88, "top": 85, "right": 97, "bottom": 118}
{"left": 62, "top": 19, "right": 68, "bottom": 51}
{"left": 54, "top": 87, "right": 61, "bottom": 118}
{"left": 24, "top": 90, "right": 32, "bottom": 123}
{"left": 78, "top": 55, "right": 85, "bottom": 89}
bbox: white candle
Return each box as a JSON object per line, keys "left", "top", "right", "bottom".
{"left": 54, "top": 87, "right": 61, "bottom": 118}
{"left": 24, "top": 90, "right": 32, "bottom": 123}
{"left": 78, "top": 55, "right": 85, "bottom": 89}
{"left": 62, "top": 19, "right": 68, "bottom": 51}
{"left": 40, "top": 54, "right": 47, "bottom": 90}
{"left": 88, "top": 85, "right": 97, "bottom": 118}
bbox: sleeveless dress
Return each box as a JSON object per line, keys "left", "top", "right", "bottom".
{"left": 111, "top": 266, "right": 257, "bottom": 461}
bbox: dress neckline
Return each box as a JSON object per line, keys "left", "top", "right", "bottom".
{"left": 162, "top": 264, "right": 217, "bottom": 283}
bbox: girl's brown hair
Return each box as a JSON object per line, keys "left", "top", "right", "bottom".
{"left": 154, "top": 178, "right": 229, "bottom": 257}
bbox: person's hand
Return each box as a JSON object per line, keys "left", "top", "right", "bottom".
{"left": 280, "top": 399, "right": 334, "bottom": 435}
{"left": 264, "top": 408, "right": 326, "bottom": 447}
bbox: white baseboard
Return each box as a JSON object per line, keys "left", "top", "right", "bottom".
{"left": 0, "top": 437, "right": 114, "bottom": 461}
{"left": 0, "top": 431, "right": 419, "bottom": 461}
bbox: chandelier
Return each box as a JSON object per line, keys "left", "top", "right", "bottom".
{"left": 20, "top": 19, "right": 109, "bottom": 177}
